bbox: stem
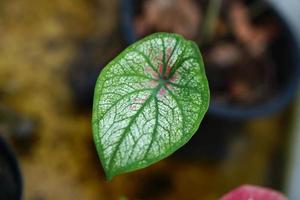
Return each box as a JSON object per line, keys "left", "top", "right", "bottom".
{"left": 200, "top": 0, "right": 223, "bottom": 46}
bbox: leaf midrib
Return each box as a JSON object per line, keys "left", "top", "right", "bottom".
{"left": 142, "top": 95, "right": 159, "bottom": 161}
{"left": 107, "top": 85, "right": 162, "bottom": 172}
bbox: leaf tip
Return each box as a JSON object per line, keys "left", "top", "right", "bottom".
{"left": 104, "top": 170, "right": 114, "bottom": 181}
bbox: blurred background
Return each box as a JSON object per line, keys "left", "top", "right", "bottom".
{"left": 0, "top": 0, "right": 299, "bottom": 199}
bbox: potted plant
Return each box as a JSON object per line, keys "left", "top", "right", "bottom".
{"left": 120, "top": 0, "right": 300, "bottom": 119}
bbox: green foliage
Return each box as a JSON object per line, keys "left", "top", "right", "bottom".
{"left": 92, "top": 33, "right": 210, "bottom": 180}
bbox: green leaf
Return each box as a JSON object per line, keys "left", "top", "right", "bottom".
{"left": 92, "top": 32, "right": 210, "bottom": 180}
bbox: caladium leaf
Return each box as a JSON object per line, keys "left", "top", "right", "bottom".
{"left": 92, "top": 33, "right": 209, "bottom": 180}
{"left": 220, "top": 185, "right": 288, "bottom": 200}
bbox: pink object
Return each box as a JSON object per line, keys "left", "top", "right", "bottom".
{"left": 220, "top": 185, "right": 288, "bottom": 200}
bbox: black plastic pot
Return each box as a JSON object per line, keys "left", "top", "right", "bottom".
{"left": 0, "top": 136, "right": 23, "bottom": 200}
{"left": 173, "top": 115, "right": 245, "bottom": 161}
{"left": 120, "top": 0, "right": 300, "bottom": 120}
